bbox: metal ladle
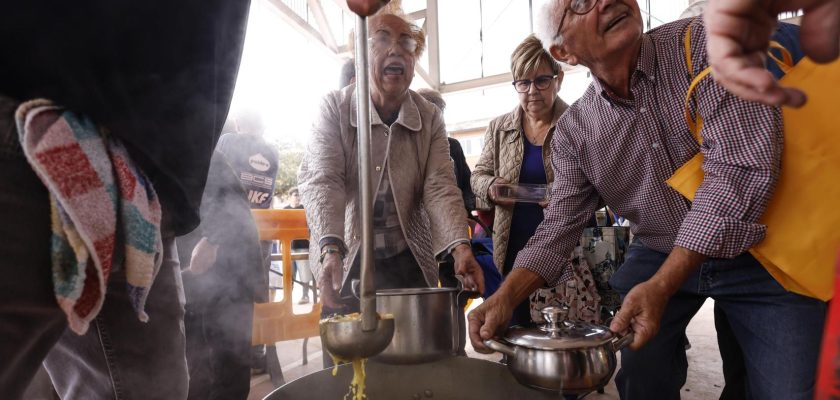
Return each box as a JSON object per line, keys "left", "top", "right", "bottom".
{"left": 319, "top": 9, "right": 395, "bottom": 361}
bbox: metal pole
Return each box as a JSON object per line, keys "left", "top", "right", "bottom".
{"left": 354, "top": 15, "right": 377, "bottom": 332}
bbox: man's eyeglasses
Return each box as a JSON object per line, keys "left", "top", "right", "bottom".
{"left": 556, "top": 0, "right": 600, "bottom": 38}
{"left": 369, "top": 32, "right": 418, "bottom": 54}
{"left": 512, "top": 75, "right": 557, "bottom": 93}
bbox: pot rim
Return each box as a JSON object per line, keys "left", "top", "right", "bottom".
{"left": 376, "top": 287, "right": 458, "bottom": 296}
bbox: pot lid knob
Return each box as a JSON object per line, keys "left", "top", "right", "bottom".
{"left": 540, "top": 306, "right": 569, "bottom": 334}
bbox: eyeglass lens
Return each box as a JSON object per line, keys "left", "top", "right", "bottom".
{"left": 513, "top": 75, "right": 555, "bottom": 93}
{"left": 570, "top": 0, "right": 597, "bottom": 14}
{"left": 370, "top": 33, "right": 417, "bottom": 53}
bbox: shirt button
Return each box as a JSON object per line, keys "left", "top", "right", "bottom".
{"left": 375, "top": 165, "right": 382, "bottom": 171}
{"left": 652, "top": 142, "right": 660, "bottom": 149}
{"left": 639, "top": 107, "right": 647, "bottom": 113}
{"left": 384, "top": 130, "right": 389, "bottom": 136}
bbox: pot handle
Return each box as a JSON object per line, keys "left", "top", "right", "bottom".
{"left": 483, "top": 339, "right": 516, "bottom": 357}
{"left": 611, "top": 330, "right": 635, "bottom": 352}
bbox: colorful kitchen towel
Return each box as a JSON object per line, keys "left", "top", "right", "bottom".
{"left": 15, "top": 99, "right": 162, "bottom": 335}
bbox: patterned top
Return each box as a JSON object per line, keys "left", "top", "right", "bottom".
{"left": 373, "top": 167, "right": 409, "bottom": 259}
{"left": 515, "top": 17, "right": 783, "bottom": 287}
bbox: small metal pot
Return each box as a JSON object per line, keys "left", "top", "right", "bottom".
{"left": 484, "top": 306, "right": 633, "bottom": 394}
{"left": 372, "top": 285, "right": 461, "bottom": 364}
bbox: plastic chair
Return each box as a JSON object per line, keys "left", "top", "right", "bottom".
{"left": 250, "top": 209, "right": 321, "bottom": 386}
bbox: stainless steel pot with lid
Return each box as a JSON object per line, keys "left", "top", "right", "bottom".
{"left": 484, "top": 306, "right": 633, "bottom": 394}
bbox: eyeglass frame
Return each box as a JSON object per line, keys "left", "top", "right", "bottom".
{"left": 511, "top": 74, "right": 559, "bottom": 93}
{"left": 555, "top": 0, "right": 601, "bottom": 39}
{"left": 368, "top": 31, "right": 418, "bottom": 54}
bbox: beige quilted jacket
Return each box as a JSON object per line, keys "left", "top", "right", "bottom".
{"left": 471, "top": 99, "right": 568, "bottom": 272}
{"left": 298, "top": 85, "right": 469, "bottom": 288}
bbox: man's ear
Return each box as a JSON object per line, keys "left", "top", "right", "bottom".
{"left": 550, "top": 43, "right": 577, "bottom": 66}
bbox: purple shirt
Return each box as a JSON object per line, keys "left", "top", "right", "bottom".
{"left": 516, "top": 17, "right": 783, "bottom": 286}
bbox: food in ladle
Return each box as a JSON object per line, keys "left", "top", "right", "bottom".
{"left": 321, "top": 312, "right": 394, "bottom": 400}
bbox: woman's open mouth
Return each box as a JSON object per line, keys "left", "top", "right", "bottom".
{"left": 383, "top": 64, "right": 405, "bottom": 76}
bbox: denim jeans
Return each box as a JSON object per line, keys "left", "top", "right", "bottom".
{"left": 609, "top": 243, "right": 826, "bottom": 400}
{"left": 0, "top": 96, "right": 189, "bottom": 400}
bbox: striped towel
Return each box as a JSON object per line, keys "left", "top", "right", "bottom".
{"left": 15, "top": 99, "right": 163, "bottom": 335}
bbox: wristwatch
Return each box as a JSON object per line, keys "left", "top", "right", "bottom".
{"left": 319, "top": 246, "right": 343, "bottom": 264}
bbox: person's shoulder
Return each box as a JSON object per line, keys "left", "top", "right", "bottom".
{"left": 647, "top": 17, "right": 695, "bottom": 42}
{"left": 487, "top": 107, "right": 518, "bottom": 133}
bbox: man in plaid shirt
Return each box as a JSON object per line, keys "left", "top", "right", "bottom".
{"left": 467, "top": 0, "right": 826, "bottom": 399}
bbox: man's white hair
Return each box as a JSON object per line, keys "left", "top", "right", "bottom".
{"left": 533, "top": 0, "right": 567, "bottom": 53}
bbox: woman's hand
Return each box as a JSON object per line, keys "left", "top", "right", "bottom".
{"left": 318, "top": 250, "right": 345, "bottom": 310}
{"left": 488, "top": 178, "right": 515, "bottom": 206}
{"left": 188, "top": 237, "right": 218, "bottom": 274}
{"left": 452, "top": 244, "right": 485, "bottom": 294}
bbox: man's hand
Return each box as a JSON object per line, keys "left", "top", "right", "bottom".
{"left": 317, "top": 251, "right": 345, "bottom": 310}
{"left": 452, "top": 244, "right": 485, "bottom": 294}
{"left": 188, "top": 237, "right": 218, "bottom": 275}
{"left": 467, "top": 293, "right": 514, "bottom": 353}
{"left": 467, "top": 268, "right": 545, "bottom": 352}
{"left": 346, "top": 0, "right": 390, "bottom": 17}
{"left": 488, "top": 178, "right": 515, "bottom": 206}
{"left": 609, "top": 246, "right": 705, "bottom": 349}
{"left": 705, "top": 0, "right": 840, "bottom": 107}
{"left": 608, "top": 280, "right": 672, "bottom": 349}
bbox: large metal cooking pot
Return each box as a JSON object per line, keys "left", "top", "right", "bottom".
{"left": 263, "top": 356, "right": 559, "bottom": 400}
{"left": 373, "top": 286, "right": 461, "bottom": 364}
{"left": 484, "top": 306, "right": 633, "bottom": 394}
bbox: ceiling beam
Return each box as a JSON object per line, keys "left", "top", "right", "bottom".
{"left": 407, "top": 9, "right": 426, "bottom": 21}
{"left": 413, "top": 64, "right": 435, "bottom": 89}
{"left": 425, "top": 0, "right": 441, "bottom": 89}
{"left": 439, "top": 72, "right": 513, "bottom": 94}
{"left": 307, "top": 0, "right": 339, "bottom": 52}
{"left": 265, "top": 0, "right": 344, "bottom": 61}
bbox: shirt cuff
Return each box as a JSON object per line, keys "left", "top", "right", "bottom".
{"left": 437, "top": 239, "right": 471, "bottom": 261}
{"left": 513, "top": 246, "right": 574, "bottom": 288}
{"left": 674, "top": 210, "right": 766, "bottom": 258}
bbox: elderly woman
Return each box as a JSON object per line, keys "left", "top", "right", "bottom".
{"left": 471, "top": 35, "right": 599, "bottom": 327}
{"left": 298, "top": 10, "right": 484, "bottom": 319}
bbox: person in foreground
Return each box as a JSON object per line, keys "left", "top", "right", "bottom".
{"left": 298, "top": 9, "right": 484, "bottom": 320}
{"left": 704, "top": 0, "right": 839, "bottom": 107}
{"left": 467, "top": 1, "right": 826, "bottom": 399}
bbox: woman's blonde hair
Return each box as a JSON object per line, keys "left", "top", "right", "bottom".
{"left": 347, "top": 7, "right": 426, "bottom": 59}
{"left": 510, "top": 34, "right": 561, "bottom": 80}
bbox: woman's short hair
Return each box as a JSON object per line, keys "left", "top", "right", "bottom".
{"left": 510, "top": 34, "right": 561, "bottom": 80}
{"left": 348, "top": 8, "right": 426, "bottom": 59}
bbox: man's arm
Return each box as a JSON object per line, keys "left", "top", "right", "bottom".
{"left": 468, "top": 124, "right": 600, "bottom": 351}
{"left": 611, "top": 24, "right": 785, "bottom": 348}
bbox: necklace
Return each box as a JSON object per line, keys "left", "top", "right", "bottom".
{"left": 524, "top": 128, "right": 548, "bottom": 145}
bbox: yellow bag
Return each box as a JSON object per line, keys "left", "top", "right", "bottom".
{"left": 666, "top": 25, "right": 840, "bottom": 301}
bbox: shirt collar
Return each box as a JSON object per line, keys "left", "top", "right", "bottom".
{"left": 592, "top": 34, "right": 658, "bottom": 104}
{"left": 350, "top": 85, "right": 422, "bottom": 132}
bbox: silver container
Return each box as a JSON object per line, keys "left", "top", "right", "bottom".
{"left": 373, "top": 286, "right": 461, "bottom": 364}
{"left": 485, "top": 306, "right": 633, "bottom": 394}
{"left": 263, "top": 356, "right": 558, "bottom": 400}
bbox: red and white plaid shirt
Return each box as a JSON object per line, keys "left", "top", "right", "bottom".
{"left": 516, "top": 17, "right": 783, "bottom": 286}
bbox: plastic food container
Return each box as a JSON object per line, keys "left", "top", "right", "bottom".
{"left": 492, "top": 183, "right": 548, "bottom": 203}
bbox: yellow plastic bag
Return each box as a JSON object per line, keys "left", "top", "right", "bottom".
{"left": 667, "top": 25, "right": 840, "bottom": 300}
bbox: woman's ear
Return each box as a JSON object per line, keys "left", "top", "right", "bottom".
{"left": 556, "top": 70, "right": 565, "bottom": 90}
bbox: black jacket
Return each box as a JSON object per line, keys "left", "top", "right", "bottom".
{"left": 0, "top": 0, "right": 251, "bottom": 235}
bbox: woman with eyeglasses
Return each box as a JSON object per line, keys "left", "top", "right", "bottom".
{"left": 471, "top": 34, "right": 600, "bottom": 329}
{"left": 298, "top": 8, "right": 485, "bottom": 341}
